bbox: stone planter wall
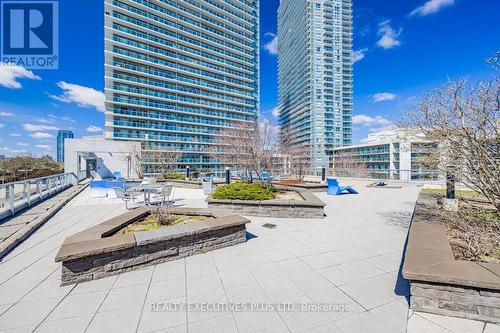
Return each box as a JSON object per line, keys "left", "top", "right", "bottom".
{"left": 159, "top": 179, "right": 225, "bottom": 189}
{"left": 206, "top": 188, "right": 326, "bottom": 218}
{"left": 275, "top": 183, "right": 328, "bottom": 192}
{"left": 403, "top": 193, "right": 500, "bottom": 323}
{"left": 411, "top": 281, "right": 500, "bottom": 322}
{"left": 56, "top": 207, "right": 249, "bottom": 285}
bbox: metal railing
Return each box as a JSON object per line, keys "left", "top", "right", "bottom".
{"left": 0, "top": 173, "right": 80, "bottom": 220}
{"left": 328, "top": 168, "right": 441, "bottom": 183}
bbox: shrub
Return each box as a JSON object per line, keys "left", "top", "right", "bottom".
{"left": 212, "top": 182, "right": 276, "bottom": 200}
{"left": 163, "top": 172, "right": 185, "bottom": 180}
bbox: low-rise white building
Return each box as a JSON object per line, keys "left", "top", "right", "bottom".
{"left": 332, "top": 129, "right": 437, "bottom": 181}
{"left": 64, "top": 136, "right": 140, "bottom": 180}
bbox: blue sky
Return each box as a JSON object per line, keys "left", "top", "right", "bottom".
{"left": 0, "top": 0, "right": 499, "bottom": 157}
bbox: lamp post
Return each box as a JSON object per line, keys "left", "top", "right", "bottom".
{"left": 443, "top": 165, "right": 458, "bottom": 211}
{"left": 321, "top": 166, "right": 326, "bottom": 182}
{"left": 446, "top": 165, "right": 455, "bottom": 199}
{"left": 186, "top": 165, "right": 190, "bottom": 179}
{"left": 126, "top": 153, "right": 131, "bottom": 179}
{"left": 225, "top": 167, "right": 230, "bottom": 184}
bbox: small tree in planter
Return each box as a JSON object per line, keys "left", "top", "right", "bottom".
{"left": 126, "top": 141, "right": 183, "bottom": 179}
{"left": 278, "top": 128, "right": 312, "bottom": 182}
{"left": 400, "top": 55, "right": 500, "bottom": 211}
{"left": 214, "top": 120, "right": 279, "bottom": 183}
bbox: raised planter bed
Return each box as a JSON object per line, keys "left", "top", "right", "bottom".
{"left": 55, "top": 207, "right": 249, "bottom": 285}
{"left": 159, "top": 179, "right": 225, "bottom": 189}
{"left": 206, "top": 186, "right": 326, "bottom": 218}
{"left": 275, "top": 182, "right": 328, "bottom": 192}
{"left": 403, "top": 193, "right": 500, "bottom": 323}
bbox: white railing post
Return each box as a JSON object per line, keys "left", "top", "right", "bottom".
{"left": 23, "top": 182, "right": 28, "bottom": 203}
{"left": 7, "top": 184, "right": 14, "bottom": 215}
{"left": 26, "top": 182, "right": 31, "bottom": 206}
{"left": 47, "top": 178, "right": 52, "bottom": 196}
{"left": 37, "top": 180, "right": 42, "bottom": 200}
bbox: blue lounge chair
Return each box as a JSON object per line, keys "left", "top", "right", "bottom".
{"left": 327, "top": 178, "right": 358, "bottom": 196}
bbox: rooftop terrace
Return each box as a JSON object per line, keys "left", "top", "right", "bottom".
{"left": 0, "top": 181, "right": 498, "bottom": 332}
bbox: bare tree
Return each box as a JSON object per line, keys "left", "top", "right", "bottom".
{"left": 126, "top": 141, "right": 184, "bottom": 179}
{"left": 126, "top": 142, "right": 145, "bottom": 180}
{"left": 400, "top": 58, "right": 500, "bottom": 211}
{"left": 332, "top": 150, "right": 369, "bottom": 178}
{"left": 213, "top": 120, "right": 278, "bottom": 182}
{"left": 278, "top": 129, "right": 311, "bottom": 181}
{"left": 143, "top": 146, "right": 183, "bottom": 176}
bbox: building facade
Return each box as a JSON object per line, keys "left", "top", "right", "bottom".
{"left": 278, "top": 0, "right": 353, "bottom": 174}
{"left": 104, "top": 0, "right": 260, "bottom": 176}
{"left": 332, "top": 129, "right": 438, "bottom": 181}
{"left": 64, "top": 136, "right": 141, "bottom": 181}
{"left": 56, "top": 130, "right": 74, "bottom": 163}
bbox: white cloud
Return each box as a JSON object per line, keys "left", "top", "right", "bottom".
{"left": 372, "top": 92, "right": 397, "bottom": 102}
{"left": 410, "top": 0, "right": 454, "bottom": 17}
{"left": 353, "top": 48, "right": 368, "bottom": 63}
{"left": 0, "top": 146, "right": 27, "bottom": 154}
{"left": 48, "top": 113, "right": 76, "bottom": 123}
{"left": 22, "top": 123, "right": 59, "bottom": 131}
{"left": 268, "top": 106, "right": 279, "bottom": 118}
{"left": 0, "top": 123, "right": 4, "bottom": 129}
{"left": 0, "top": 112, "right": 14, "bottom": 116}
{"left": 37, "top": 118, "right": 54, "bottom": 124}
{"left": 36, "top": 144, "right": 51, "bottom": 149}
{"left": 377, "top": 21, "right": 402, "bottom": 50}
{"left": 16, "top": 142, "right": 28, "bottom": 146}
{"left": 87, "top": 125, "right": 103, "bottom": 133}
{"left": 264, "top": 34, "right": 278, "bottom": 55}
{"left": 369, "top": 124, "right": 396, "bottom": 133}
{"left": 61, "top": 116, "right": 76, "bottom": 123}
{"left": 10, "top": 133, "right": 21, "bottom": 137}
{"left": 0, "top": 64, "right": 41, "bottom": 89}
{"left": 353, "top": 114, "right": 392, "bottom": 127}
{"left": 30, "top": 132, "right": 54, "bottom": 139}
{"left": 49, "top": 81, "right": 105, "bottom": 112}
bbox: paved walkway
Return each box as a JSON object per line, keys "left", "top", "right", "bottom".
{"left": 0, "top": 181, "right": 497, "bottom": 332}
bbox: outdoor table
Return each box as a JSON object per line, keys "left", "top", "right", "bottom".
{"left": 138, "top": 184, "right": 162, "bottom": 205}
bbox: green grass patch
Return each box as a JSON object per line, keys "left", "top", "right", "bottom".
{"left": 421, "top": 188, "right": 485, "bottom": 198}
{"left": 163, "top": 172, "right": 186, "bottom": 180}
{"left": 472, "top": 211, "right": 500, "bottom": 223}
{"left": 212, "top": 182, "right": 277, "bottom": 200}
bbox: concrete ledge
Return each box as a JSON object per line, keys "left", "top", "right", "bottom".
{"left": 55, "top": 207, "right": 250, "bottom": 285}
{"left": 275, "top": 182, "right": 328, "bottom": 192}
{"left": 206, "top": 187, "right": 325, "bottom": 218}
{"left": 0, "top": 183, "right": 89, "bottom": 260}
{"left": 159, "top": 179, "right": 225, "bottom": 189}
{"left": 403, "top": 192, "right": 500, "bottom": 323}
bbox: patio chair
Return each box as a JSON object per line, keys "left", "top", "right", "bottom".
{"left": 327, "top": 178, "right": 359, "bottom": 196}
{"left": 151, "top": 183, "right": 174, "bottom": 206}
{"left": 114, "top": 187, "right": 140, "bottom": 210}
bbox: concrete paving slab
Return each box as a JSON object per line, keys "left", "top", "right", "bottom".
{"left": 4, "top": 184, "right": 483, "bottom": 332}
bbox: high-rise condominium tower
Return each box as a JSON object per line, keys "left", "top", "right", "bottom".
{"left": 104, "top": 0, "right": 260, "bottom": 176}
{"left": 278, "top": 0, "right": 353, "bottom": 173}
{"left": 56, "top": 130, "right": 74, "bottom": 163}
